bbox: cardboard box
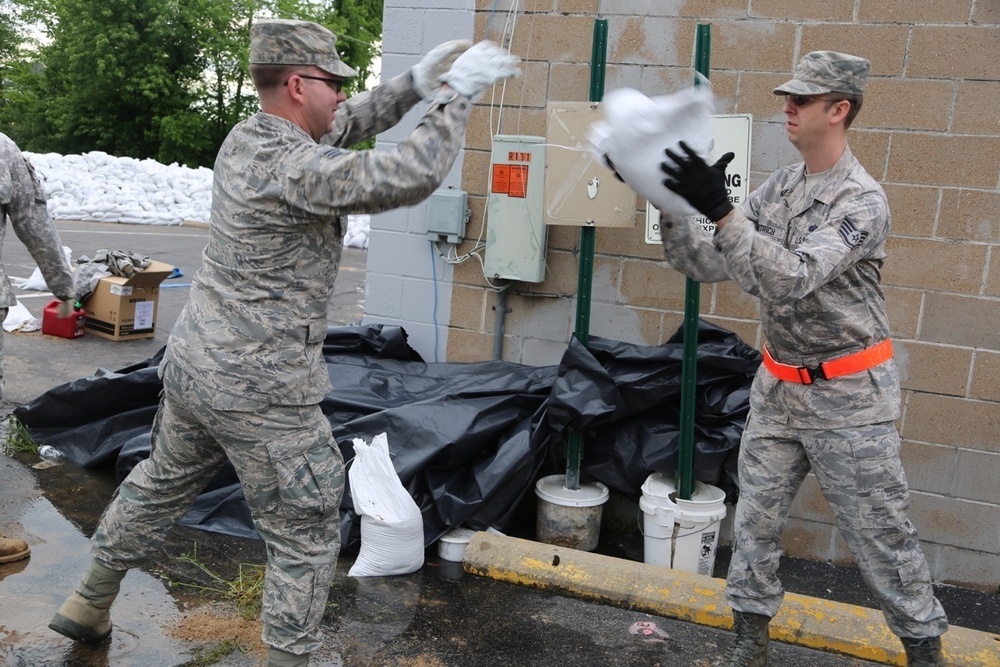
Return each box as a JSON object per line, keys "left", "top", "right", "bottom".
{"left": 83, "top": 260, "right": 175, "bottom": 341}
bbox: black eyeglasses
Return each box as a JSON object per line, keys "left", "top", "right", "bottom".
{"left": 288, "top": 74, "right": 344, "bottom": 93}
{"left": 785, "top": 94, "right": 838, "bottom": 107}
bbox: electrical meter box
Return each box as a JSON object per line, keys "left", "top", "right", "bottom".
{"left": 484, "top": 135, "right": 547, "bottom": 283}
{"left": 544, "top": 101, "right": 636, "bottom": 227}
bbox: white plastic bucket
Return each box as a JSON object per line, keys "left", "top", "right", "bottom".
{"left": 640, "top": 473, "right": 727, "bottom": 576}
{"left": 437, "top": 527, "right": 477, "bottom": 562}
{"left": 535, "top": 474, "right": 610, "bottom": 552}
{"left": 638, "top": 494, "right": 675, "bottom": 567}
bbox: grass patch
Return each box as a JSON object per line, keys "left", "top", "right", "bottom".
{"left": 168, "top": 545, "right": 266, "bottom": 619}
{"left": 2, "top": 415, "right": 38, "bottom": 455}
{"left": 180, "top": 639, "right": 247, "bottom": 667}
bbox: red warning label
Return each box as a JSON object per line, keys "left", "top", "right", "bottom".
{"left": 508, "top": 165, "right": 527, "bottom": 198}
{"left": 492, "top": 164, "right": 510, "bottom": 194}
{"left": 492, "top": 164, "right": 528, "bottom": 198}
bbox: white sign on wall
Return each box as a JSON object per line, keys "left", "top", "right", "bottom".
{"left": 645, "top": 114, "right": 752, "bottom": 244}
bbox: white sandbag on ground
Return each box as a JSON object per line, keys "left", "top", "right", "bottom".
{"left": 347, "top": 432, "right": 424, "bottom": 577}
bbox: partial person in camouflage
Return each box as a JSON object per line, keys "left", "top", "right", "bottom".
{"left": 49, "top": 19, "right": 520, "bottom": 667}
{"left": 0, "top": 133, "right": 74, "bottom": 565}
{"left": 657, "top": 52, "right": 949, "bottom": 666}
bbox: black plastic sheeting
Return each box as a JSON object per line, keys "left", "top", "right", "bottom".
{"left": 14, "top": 320, "right": 760, "bottom": 550}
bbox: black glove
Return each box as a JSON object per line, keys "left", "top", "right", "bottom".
{"left": 660, "top": 141, "right": 736, "bottom": 222}
{"left": 603, "top": 155, "right": 625, "bottom": 182}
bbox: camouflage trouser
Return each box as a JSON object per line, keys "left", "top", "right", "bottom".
{"left": 726, "top": 415, "right": 949, "bottom": 639}
{"left": 91, "top": 360, "right": 345, "bottom": 655}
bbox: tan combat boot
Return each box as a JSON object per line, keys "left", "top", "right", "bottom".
{"left": 267, "top": 646, "right": 311, "bottom": 666}
{"left": 900, "top": 636, "right": 946, "bottom": 666}
{"left": 722, "top": 610, "right": 770, "bottom": 666}
{"left": 49, "top": 560, "right": 126, "bottom": 644}
{"left": 0, "top": 537, "right": 30, "bottom": 563}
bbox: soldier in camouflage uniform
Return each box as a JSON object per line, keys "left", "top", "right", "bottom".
{"left": 49, "top": 19, "right": 520, "bottom": 667}
{"left": 658, "top": 52, "right": 948, "bottom": 666}
{"left": 0, "top": 133, "right": 74, "bottom": 565}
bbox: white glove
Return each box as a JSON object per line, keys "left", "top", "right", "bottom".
{"left": 439, "top": 40, "right": 521, "bottom": 100}
{"left": 56, "top": 299, "right": 74, "bottom": 318}
{"left": 412, "top": 40, "right": 474, "bottom": 100}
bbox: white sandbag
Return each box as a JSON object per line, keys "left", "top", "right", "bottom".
{"left": 588, "top": 77, "right": 715, "bottom": 218}
{"left": 2, "top": 300, "right": 40, "bottom": 332}
{"left": 347, "top": 432, "right": 424, "bottom": 577}
{"left": 15, "top": 246, "right": 72, "bottom": 291}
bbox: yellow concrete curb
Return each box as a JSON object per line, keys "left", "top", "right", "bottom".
{"left": 463, "top": 533, "right": 1000, "bottom": 666}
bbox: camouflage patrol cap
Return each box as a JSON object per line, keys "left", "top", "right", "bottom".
{"left": 250, "top": 19, "right": 357, "bottom": 79}
{"left": 773, "top": 51, "right": 870, "bottom": 96}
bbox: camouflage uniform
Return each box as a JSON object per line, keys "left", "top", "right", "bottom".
{"left": 90, "top": 21, "right": 474, "bottom": 655}
{"left": 0, "top": 133, "right": 74, "bottom": 397}
{"left": 660, "top": 93, "right": 948, "bottom": 640}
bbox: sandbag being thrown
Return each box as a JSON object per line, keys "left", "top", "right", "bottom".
{"left": 588, "top": 77, "right": 715, "bottom": 218}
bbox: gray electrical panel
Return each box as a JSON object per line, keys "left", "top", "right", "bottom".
{"left": 484, "top": 135, "right": 547, "bottom": 283}
{"left": 426, "top": 188, "right": 468, "bottom": 244}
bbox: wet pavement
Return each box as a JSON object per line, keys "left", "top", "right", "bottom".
{"left": 0, "top": 443, "right": 888, "bottom": 667}
{"left": 0, "top": 221, "right": 995, "bottom": 666}
{"left": 1, "top": 440, "right": 894, "bottom": 667}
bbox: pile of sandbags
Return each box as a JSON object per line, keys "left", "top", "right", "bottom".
{"left": 26, "top": 151, "right": 213, "bottom": 226}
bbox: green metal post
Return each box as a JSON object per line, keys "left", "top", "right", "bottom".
{"left": 677, "top": 23, "right": 712, "bottom": 501}
{"left": 565, "top": 18, "right": 608, "bottom": 491}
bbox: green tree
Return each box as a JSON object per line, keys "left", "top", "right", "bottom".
{"left": 0, "top": 0, "right": 25, "bottom": 125}
{"left": 0, "top": 1, "right": 21, "bottom": 82}
{"left": 15, "top": 0, "right": 208, "bottom": 160}
{"left": 320, "top": 0, "right": 382, "bottom": 96}
{"left": 158, "top": 0, "right": 261, "bottom": 167}
{"left": 0, "top": 0, "right": 383, "bottom": 166}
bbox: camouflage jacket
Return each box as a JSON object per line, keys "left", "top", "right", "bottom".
{"left": 165, "top": 73, "right": 472, "bottom": 406}
{"left": 0, "top": 133, "right": 73, "bottom": 308}
{"left": 661, "top": 146, "right": 899, "bottom": 428}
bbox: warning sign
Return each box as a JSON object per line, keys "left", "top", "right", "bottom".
{"left": 491, "top": 164, "right": 509, "bottom": 194}
{"left": 645, "top": 114, "right": 752, "bottom": 244}
{"left": 508, "top": 165, "right": 527, "bottom": 198}
{"left": 492, "top": 164, "right": 528, "bottom": 198}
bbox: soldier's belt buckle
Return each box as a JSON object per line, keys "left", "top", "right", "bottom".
{"left": 798, "top": 365, "right": 827, "bottom": 384}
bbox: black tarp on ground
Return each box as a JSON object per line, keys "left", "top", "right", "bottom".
{"left": 14, "top": 321, "right": 760, "bottom": 549}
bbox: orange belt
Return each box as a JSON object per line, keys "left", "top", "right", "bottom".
{"left": 762, "top": 339, "right": 894, "bottom": 385}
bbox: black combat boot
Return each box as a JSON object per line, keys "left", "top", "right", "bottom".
{"left": 900, "top": 636, "right": 946, "bottom": 666}
{"left": 722, "top": 610, "right": 770, "bottom": 666}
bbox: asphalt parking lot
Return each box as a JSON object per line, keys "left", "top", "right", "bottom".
{"left": 1, "top": 219, "right": 366, "bottom": 409}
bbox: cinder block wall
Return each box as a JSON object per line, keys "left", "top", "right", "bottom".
{"left": 372, "top": 0, "right": 1000, "bottom": 590}
{"left": 362, "top": 0, "right": 477, "bottom": 362}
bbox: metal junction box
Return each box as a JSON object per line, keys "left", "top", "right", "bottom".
{"left": 426, "top": 188, "right": 468, "bottom": 244}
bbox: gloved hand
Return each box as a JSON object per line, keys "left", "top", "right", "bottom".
{"left": 56, "top": 299, "right": 75, "bottom": 318}
{"left": 660, "top": 141, "right": 736, "bottom": 222}
{"left": 603, "top": 156, "right": 625, "bottom": 182}
{"left": 439, "top": 40, "right": 521, "bottom": 100}
{"left": 412, "top": 39, "right": 473, "bottom": 100}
